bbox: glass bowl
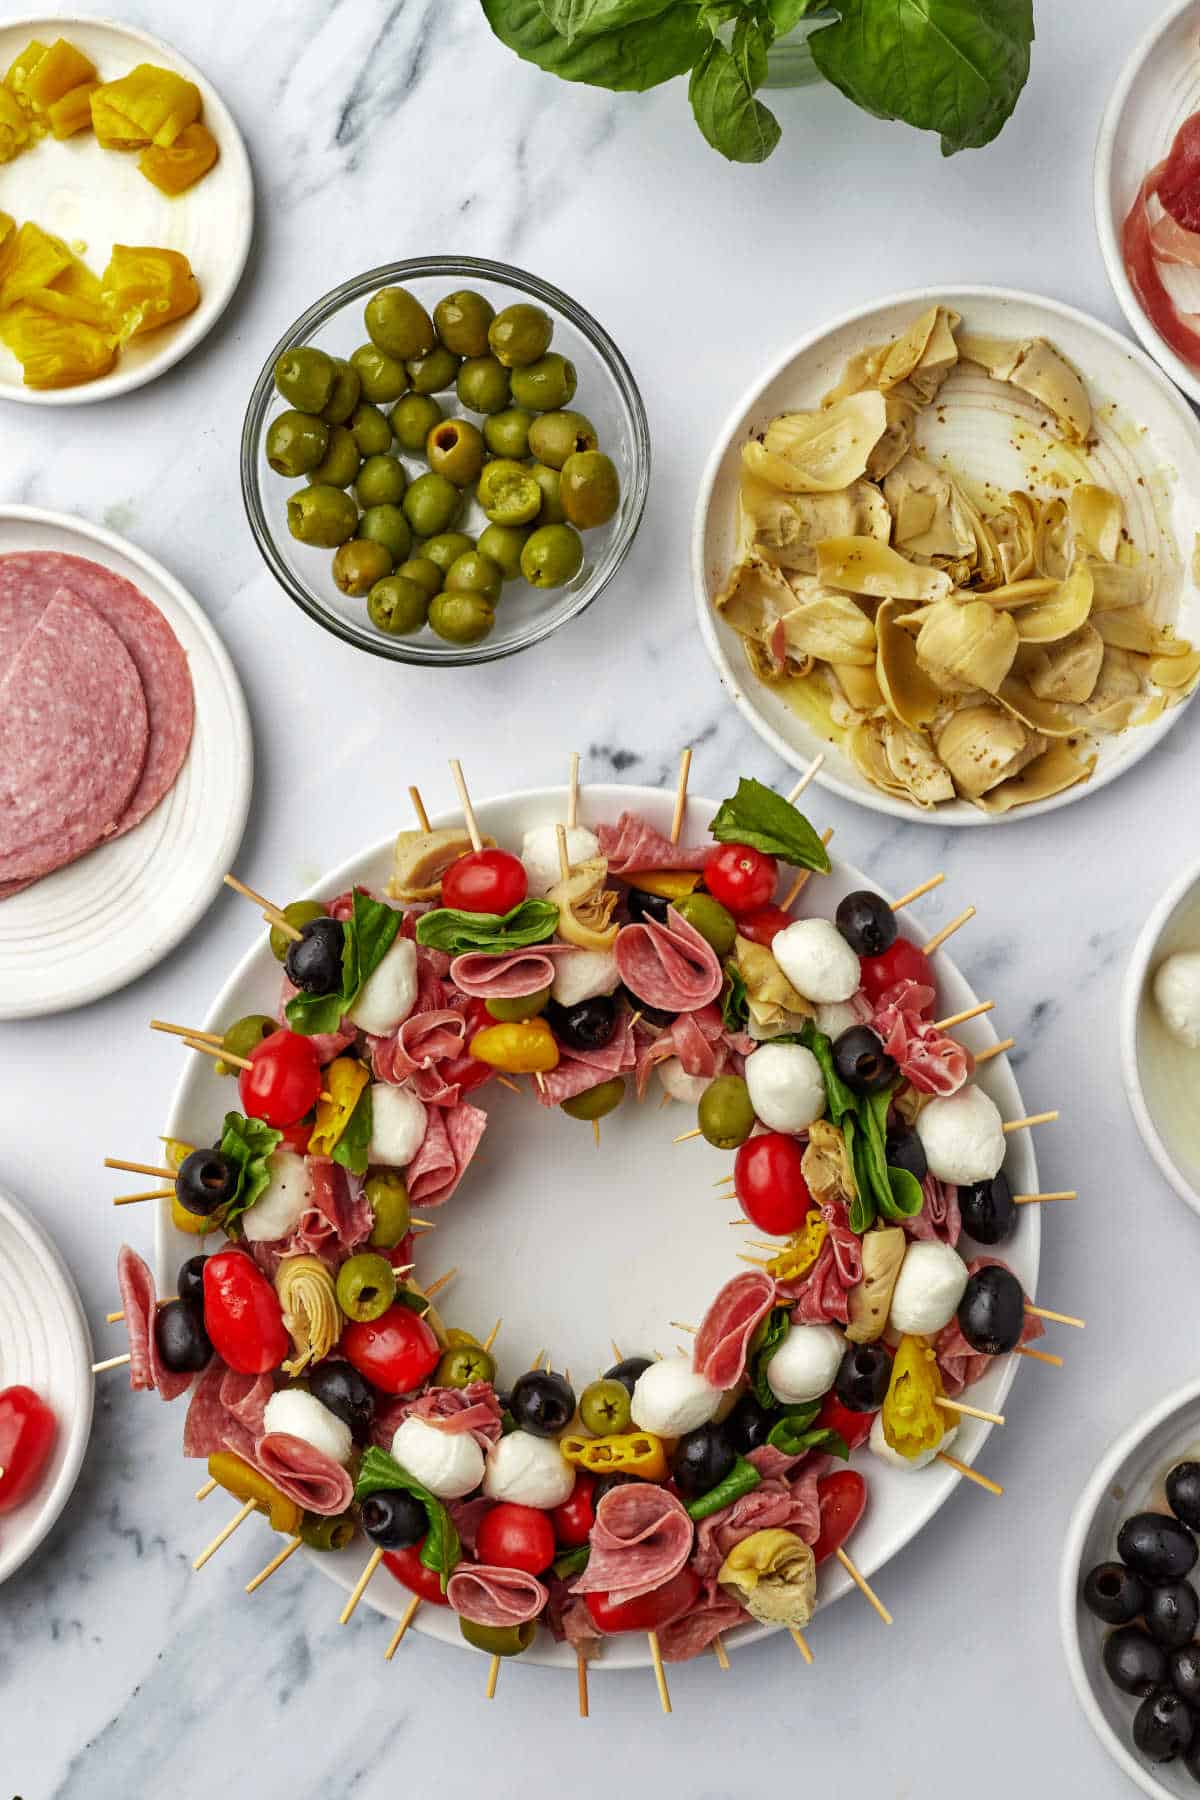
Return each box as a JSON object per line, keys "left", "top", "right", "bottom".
{"left": 241, "top": 255, "right": 650, "bottom": 665}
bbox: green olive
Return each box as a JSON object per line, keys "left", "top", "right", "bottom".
{"left": 300, "top": 1512, "right": 357, "bottom": 1551}
{"left": 675, "top": 892, "right": 736, "bottom": 956}
{"left": 350, "top": 341, "right": 409, "bottom": 404}
{"left": 476, "top": 523, "right": 530, "bottom": 582}
{"left": 561, "top": 1075, "right": 625, "bottom": 1120}
{"left": 348, "top": 401, "right": 393, "bottom": 456}
{"left": 274, "top": 345, "right": 336, "bottom": 414}
{"left": 579, "top": 1377, "right": 632, "bottom": 1435}
{"left": 307, "top": 424, "right": 361, "bottom": 488}
{"left": 530, "top": 462, "right": 566, "bottom": 524}
{"left": 527, "top": 410, "right": 598, "bottom": 470}
{"left": 483, "top": 408, "right": 534, "bottom": 459}
{"left": 406, "top": 345, "right": 460, "bottom": 395}
{"left": 426, "top": 418, "right": 485, "bottom": 487}
{"left": 355, "top": 453, "right": 407, "bottom": 509}
{"left": 520, "top": 522, "right": 583, "bottom": 589}
{"left": 403, "top": 471, "right": 464, "bottom": 538}
{"left": 488, "top": 303, "right": 553, "bottom": 369}
{"left": 269, "top": 900, "right": 325, "bottom": 962}
{"left": 335, "top": 1251, "right": 397, "bottom": 1323}
{"left": 697, "top": 1073, "right": 756, "bottom": 1149}
{"left": 389, "top": 391, "right": 444, "bottom": 453}
{"left": 429, "top": 590, "right": 495, "bottom": 646}
{"left": 485, "top": 986, "right": 550, "bottom": 1022}
{"left": 333, "top": 538, "right": 394, "bottom": 597}
{"left": 459, "top": 1618, "right": 536, "bottom": 1657}
{"left": 266, "top": 410, "right": 330, "bottom": 478}
{"left": 368, "top": 574, "right": 429, "bottom": 636}
{"left": 420, "top": 532, "right": 474, "bottom": 575}
{"left": 218, "top": 1012, "right": 278, "bottom": 1076}
{"left": 320, "top": 358, "right": 362, "bottom": 426}
{"left": 477, "top": 458, "right": 542, "bottom": 527}
{"left": 434, "top": 289, "right": 495, "bottom": 358}
{"left": 365, "top": 285, "right": 435, "bottom": 361}
{"left": 435, "top": 1345, "right": 497, "bottom": 1389}
{"left": 560, "top": 450, "right": 620, "bottom": 530}
{"left": 359, "top": 503, "right": 413, "bottom": 562}
{"left": 445, "top": 549, "right": 503, "bottom": 605}
{"left": 456, "top": 354, "right": 511, "bottom": 415}
{"left": 287, "top": 484, "right": 359, "bottom": 547}
{"left": 396, "top": 555, "right": 443, "bottom": 598}
{"left": 365, "top": 1171, "right": 410, "bottom": 1247}
{"left": 510, "top": 353, "right": 577, "bottom": 412}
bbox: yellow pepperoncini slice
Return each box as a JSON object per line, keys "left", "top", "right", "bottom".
{"left": 138, "top": 120, "right": 218, "bottom": 194}
{"left": 0, "top": 220, "right": 72, "bottom": 307}
{"left": 468, "top": 1018, "right": 560, "bottom": 1074}
{"left": 91, "top": 62, "right": 200, "bottom": 148}
{"left": 24, "top": 38, "right": 97, "bottom": 113}
{"left": 0, "top": 88, "right": 33, "bottom": 162}
{"left": 2, "top": 40, "right": 47, "bottom": 107}
{"left": 308, "top": 1056, "right": 369, "bottom": 1159}
{"left": 881, "top": 1334, "right": 947, "bottom": 1460}
{"left": 622, "top": 871, "right": 703, "bottom": 901}
{"left": 0, "top": 304, "right": 116, "bottom": 388}
{"left": 560, "top": 1430, "right": 668, "bottom": 1480}
{"left": 101, "top": 244, "right": 199, "bottom": 342}
{"left": 766, "top": 1213, "right": 828, "bottom": 1283}
{"left": 207, "top": 1452, "right": 303, "bottom": 1535}
{"left": 47, "top": 79, "right": 99, "bottom": 139}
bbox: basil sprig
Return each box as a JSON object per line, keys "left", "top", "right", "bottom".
{"left": 415, "top": 897, "right": 558, "bottom": 957}
{"left": 748, "top": 1306, "right": 791, "bottom": 1410}
{"left": 685, "top": 1455, "right": 761, "bottom": 1522}
{"left": 710, "top": 776, "right": 832, "bottom": 872}
{"left": 799, "top": 1021, "right": 923, "bottom": 1233}
{"left": 720, "top": 956, "right": 749, "bottom": 1034}
{"left": 285, "top": 891, "right": 402, "bottom": 1037}
{"left": 765, "top": 1400, "right": 849, "bottom": 1461}
{"left": 215, "top": 1111, "right": 282, "bottom": 1232}
{"left": 553, "top": 1544, "right": 590, "bottom": 1581}
{"left": 355, "top": 1446, "right": 461, "bottom": 1591}
{"left": 332, "top": 1084, "right": 372, "bottom": 1176}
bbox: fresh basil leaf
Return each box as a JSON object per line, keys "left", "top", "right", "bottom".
{"left": 767, "top": 0, "right": 819, "bottom": 30}
{"left": 688, "top": 22, "right": 781, "bottom": 163}
{"left": 749, "top": 1305, "right": 791, "bottom": 1408}
{"left": 883, "top": 1162, "right": 925, "bottom": 1221}
{"left": 416, "top": 897, "right": 559, "bottom": 956}
{"left": 285, "top": 892, "right": 402, "bottom": 1036}
{"left": 216, "top": 1111, "right": 283, "bottom": 1232}
{"left": 766, "top": 1412, "right": 849, "bottom": 1459}
{"left": 355, "top": 1446, "right": 461, "bottom": 1589}
{"left": 843, "top": 1112, "right": 876, "bottom": 1235}
{"left": 539, "top": 0, "right": 678, "bottom": 40}
{"left": 553, "top": 1543, "right": 590, "bottom": 1580}
{"left": 720, "top": 956, "right": 749, "bottom": 1033}
{"left": 482, "top": 0, "right": 708, "bottom": 90}
{"left": 709, "top": 776, "right": 832, "bottom": 871}
{"left": 808, "top": 0, "right": 1034, "bottom": 154}
{"left": 285, "top": 987, "right": 346, "bottom": 1037}
{"left": 332, "top": 1083, "right": 372, "bottom": 1176}
{"left": 684, "top": 1454, "right": 761, "bottom": 1521}
{"left": 799, "top": 1019, "right": 856, "bottom": 1124}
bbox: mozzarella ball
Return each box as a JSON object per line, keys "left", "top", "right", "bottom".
{"left": 550, "top": 947, "right": 620, "bottom": 1008}
{"left": 241, "top": 1149, "right": 311, "bottom": 1243}
{"left": 915, "top": 1085, "right": 1005, "bottom": 1184}
{"left": 764, "top": 1323, "right": 843, "bottom": 1405}
{"left": 368, "top": 1083, "right": 427, "bottom": 1168}
{"left": 521, "top": 825, "right": 601, "bottom": 897}
{"left": 657, "top": 1057, "right": 710, "bottom": 1105}
{"left": 483, "top": 1430, "right": 575, "bottom": 1508}
{"left": 745, "top": 1042, "right": 827, "bottom": 1133}
{"left": 1154, "top": 952, "right": 1200, "bottom": 1050}
{"left": 773, "top": 918, "right": 861, "bottom": 1004}
{"left": 348, "top": 934, "right": 418, "bottom": 1037}
{"left": 869, "top": 1411, "right": 958, "bottom": 1471}
{"left": 392, "top": 1416, "right": 485, "bottom": 1500}
{"left": 631, "top": 1356, "right": 723, "bottom": 1436}
{"left": 888, "top": 1241, "right": 969, "bottom": 1336}
{"left": 262, "top": 1388, "right": 353, "bottom": 1465}
{"left": 816, "top": 1000, "right": 862, "bottom": 1040}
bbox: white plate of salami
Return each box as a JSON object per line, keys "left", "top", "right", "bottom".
{"left": 123, "top": 778, "right": 1045, "bottom": 1676}
{"left": 0, "top": 505, "right": 252, "bottom": 1019}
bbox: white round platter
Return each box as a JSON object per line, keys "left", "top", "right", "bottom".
{"left": 1121, "top": 851, "right": 1200, "bottom": 1217}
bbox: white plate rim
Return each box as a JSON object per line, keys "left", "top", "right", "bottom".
{"left": 1119, "top": 849, "right": 1200, "bottom": 1217}
{"left": 692, "top": 281, "right": 1200, "bottom": 827}
{"left": 0, "top": 12, "right": 254, "bottom": 408}
{"left": 0, "top": 502, "right": 253, "bottom": 1020}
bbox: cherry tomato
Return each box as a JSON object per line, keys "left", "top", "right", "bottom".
{"left": 0, "top": 1386, "right": 56, "bottom": 1514}
{"left": 383, "top": 1539, "right": 451, "bottom": 1605}
{"left": 202, "top": 1249, "right": 290, "bottom": 1375}
{"left": 476, "top": 1502, "right": 556, "bottom": 1575}
{"left": 736, "top": 904, "right": 792, "bottom": 948}
{"left": 550, "top": 1472, "right": 596, "bottom": 1548}
{"left": 704, "top": 843, "right": 778, "bottom": 915}
{"left": 734, "top": 1132, "right": 812, "bottom": 1235}
{"left": 858, "top": 937, "right": 934, "bottom": 1007}
{"left": 276, "top": 1117, "right": 313, "bottom": 1154}
{"left": 816, "top": 1389, "right": 875, "bottom": 1452}
{"left": 811, "top": 1469, "right": 867, "bottom": 1566}
{"left": 238, "top": 1030, "right": 322, "bottom": 1127}
{"left": 585, "top": 1566, "right": 702, "bottom": 1635}
{"left": 342, "top": 1302, "right": 440, "bottom": 1396}
{"left": 443, "top": 849, "right": 527, "bottom": 915}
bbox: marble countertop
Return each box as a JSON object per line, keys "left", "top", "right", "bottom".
{"left": 4, "top": 0, "right": 1199, "bottom": 1793}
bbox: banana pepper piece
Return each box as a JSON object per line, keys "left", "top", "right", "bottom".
{"left": 0, "top": 85, "right": 33, "bottom": 159}
{"left": 138, "top": 121, "right": 218, "bottom": 194}
{"left": 718, "top": 1528, "right": 816, "bottom": 1627}
{"left": 469, "top": 1018, "right": 559, "bottom": 1074}
{"left": 545, "top": 856, "right": 619, "bottom": 952}
{"left": 308, "top": 1056, "right": 369, "bottom": 1159}
{"left": 881, "top": 1334, "right": 947, "bottom": 1460}
{"left": 560, "top": 1430, "right": 668, "bottom": 1480}
{"left": 47, "top": 80, "right": 99, "bottom": 139}
{"left": 622, "top": 870, "right": 702, "bottom": 901}
{"left": 766, "top": 1212, "right": 828, "bottom": 1283}
{"left": 91, "top": 62, "right": 200, "bottom": 148}
{"left": 23, "top": 38, "right": 97, "bottom": 113}
{"left": 207, "top": 1451, "right": 303, "bottom": 1535}
{"left": 101, "top": 244, "right": 199, "bottom": 342}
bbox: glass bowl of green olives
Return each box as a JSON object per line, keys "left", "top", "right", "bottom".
{"left": 241, "top": 256, "right": 650, "bottom": 664}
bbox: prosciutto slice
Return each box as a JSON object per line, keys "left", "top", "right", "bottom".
{"left": 934, "top": 1256, "right": 1043, "bottom": 1395}
{"left": 447, "top": 1564, "right": 548, "bottom": 1628}
{"left": 372, "top": 1009, "right": 467, "bottom": 1084}
{"left": 544, "top": 1576, "right": 602, "bottom": 1647}
{"left": 693, "top": 1271, "right": 776, "bottom": 1389}
{"left": 534, "top": 1011, "right": 637, "bottom": 1106}
{"left": 292, "top": 1158, "right": 373, "bottom": 1258}
{"left": 450, "top": 942, "right": 574, "bottom": 999}
{"left": 255, "top": 1432, "right": 354, "bottom": 1515}
{"left": 448, "top": 1495, "right": 493, "bottom": 1557}
{"left": 872, "top": 979, "right": 972, "bottom": 1096}
{"left": 406, "top": 1100, "right": 487, "bottom": 1207}
{"left": 691, "top": 1469, "right": 823, "bottom": 1582}
{"left": 634, "top": 1003, "right": 729, "bottom": 1097}
{"left": 904, "top": 1174, "right": 961, "bottom": 1247}
{"left": 570, "top": 1484, "right": 693, "bottom": 1607}
{"left": 116, "top": 1246, "right": 197, "bottom": 1400}
{"left": 400, "top": 1381, "right": 503, "bottom": 1450}
{"left": 1123, "top": 115, "right": 1200, "bottom": 370}
{"left": 615, "top": 907, "right": 723, "bottom": 1014}
{"left": 597, "top": 810, "right": 712, "bottom": 874}
{"left": 658, "top": 1581, "right": 748, "bottom": 1662}
{"left": 780, "top": 1201, "right": 862, "bottom": 1324}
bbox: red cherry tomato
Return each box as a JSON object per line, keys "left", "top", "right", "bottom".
{"left": 443, "top": 849, "right": 528, "bottom": 915}
{"left": 550, "top": 1472, "right": 596, "bottom": 1548}
{"left": 736, "top": 904, "right": 792, "bottom": 948}
{"left": 276, "top": 1118, "right": 313, "bottom": 1154}
{"left": 704, "top": 843, "right": 778, "bottom": 915}
{"left": 202, "top": 1249, "right": 290, "bottom": 1375}
{"left": 383, "top": 1539, "right": 451, "bottom": 1605}
{"left": 811, "top": 1469, "right": 867, "bottom": 1566}
{"left": 476, "top": 1502, "right": 556, "bottom": 1575}
{"left": 585, "top": 1566, "right": 702, "bottom": 1635}
{"left": 0, "top": 1386, "right": 57, "bottom": 1514}
{"left": 238, "top": 1030, "right": 322, "bottom": 1127}
{"left": 734, "top": 1133, "right": 812, "bottom": 1235}
{"left": 342, "top": 1303, "right": 440, "bottom": 1396}
{"left": 815, "top": 1390, "right": 875, "bottom": 1453}
{"left": 858, "top": 937, "right": 934, "bottom": 1007}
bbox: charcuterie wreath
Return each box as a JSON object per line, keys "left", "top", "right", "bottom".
{"left": 98, "top": 757, "right": 1079, "bottom": 1711}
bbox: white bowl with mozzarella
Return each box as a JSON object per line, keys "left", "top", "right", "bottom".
{"left": 1122, "top": 853, "right": 1200, "bottom": 1217}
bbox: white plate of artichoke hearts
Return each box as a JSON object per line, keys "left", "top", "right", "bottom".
{"left": 694, "top": 287, "right": 1200, "bottom": 823}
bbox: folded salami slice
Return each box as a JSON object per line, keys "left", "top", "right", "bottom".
{"left": 406, "top": 1100, "right": 487, "bottom": 1207}
{"left": 934, "top": 1256, "right": 1043, "bottom": 1395}
{"left": 116, "top": 1245, "right": 196, "bottom": 1401}
{"left": 220, "top": 1368, "right": 274, "bottom": 1437}
{"left": 254, "top": 1431, "right": 354, "bottom": 1515}
{"left": 597, "top": 811, "right": 712, "bottom": 875}
{"left": 658, "top": 1581, "right": 747, "bottom": 1662}
{"left": 182, "top": 1357, "right": 256, "bottom": 1462}
{"left": 401, "top": 1381, "right": 503, "bottom": 1450}
{"left": 615, "top": 907, "right": 723, "bottom": 1014}
{"left": 446, "top": 1563, "right": 548, "bottom": 1628}
{"left": 570, "top": 1484, "right": 693, "bottom": 1607}
{"left": 450, "top": 942, "right": 574, "bottom": 999}
{"left": 693, "top": 1271, "right": 776, "bottom": 1389}
{"left": 533, "top": 1011, "right": 637, "bottom": 1106}
{"left": 448, "top": 1495, "right": 493, "bottom": 1557}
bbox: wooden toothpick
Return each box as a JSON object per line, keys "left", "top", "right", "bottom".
{"left": 450, "top": 759, "right": 482, "bottom": 851}
{"left": 922, "top": 907, "right": 975, "bottom": 956}
{"left": 1003, "top": 1110, "right": 1058, "bottom": 1134}
{"left": 193, "top": 1498, "right": 256, "bottom": 1570}
{"left": 836, "top": 1549, "right": 892, "bottom": 1624}
{"left": 782, "top": 826, "right": 834, "bottom": 910}
{"left": 937, "top": 1452, "right": 1004, "bottom": 1496}
{"left": 567, "top": 751, "right": 580, "bottom": 829}
{"left": 245, "top": 1535, "right": 302, "bottom": 1593}
{"left": 339, "top": 1546, "right": 384, "bottom": 1624}
{"left": 385, "top": 1594, "right": 422, "bottom": 1659}
{"left": 892, "top": 873, "right": 945, "bottom": 911}
{"left": 669, "top": 748, "right": 692, "bottom": 845}
{"left": 934, "top": 1001, "right": 993, "bottom": 1031}
{"left": 409, "top": 785, "right": 431, "bottom": 832}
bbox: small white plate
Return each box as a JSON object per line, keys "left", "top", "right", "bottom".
{"left": 693, "top": 284, "right": 1200, "bottom": 826}
{"left": 152, "top": 782, "right": 1040, "bottom": 1671}
{"left": 0, "top": 505, "right": 252, "bottom": 1019}
{"left": 1121, "top": 853, "right": 1200, "bottom": 1216}
{"left": 0, "top": 1183, "right": 93, "bottom": 1586}
{"left": 1095, "top": 0, "right": 1200, "bottom": 407}
{"left": 1061, "top": 1377, "right": 1200, "bottom": 1800}
{"left": 0, "top": 15, "right": 253, "bottom": 405}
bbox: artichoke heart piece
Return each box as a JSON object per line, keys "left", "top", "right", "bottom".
{"left": 1070, "top": 483, "right": 1123, "bottom": 561}
{"left": 718, "top": 1528, "right": 816, "bottom": 1629}
{"left": 816, "top": 536, "right": 951, "bottom": 604}
{"left": 1020, "top": 624, "right": 1104, "bottom": 704}
{"left": 1035, "top": 497, "right": 1072, "bottom": 580}
{"left": 846, "top": 1225, "right": 907, "bottom": 1345}
{"left": 733, "top": 934, "right": 813, "bottom": 1036}
{"left": 1013, "top": 560, "right": 1095, "bottom": 645}
{"left": 742, "top": 391, "right": 888, "bottom": 495}
{"left": 275, "top": 1255, "right": 341, "bottom": 1377}
{"left": 831, "top": 659, "right": 884, "bottom": 711}
{"left": 876, "top": 598, "right": 942, "bottom": 729}
{"left": 882, "top": 718, "right": 955, "bottom": 808}
{"left": 1153, "top": 645, "right": 1200, "bottom": 694}
{"left": 935, "top": 704, "right": 1044, "bottom": 798}
{"left": 875, "top": 305, "right": 960, "bottom": 404}
{"left": 915, "top": 599, "right": 1019, "bottom": 695}
{"left": 884, "top": 454, "right": 977, "bottom": 562}
{"left": 546, "top": 856, "right": 618, "bottom": 952}
{"left": 741, "top": 474, "right": 890, "bottom": 575}
{"left": 388, "top": 825, "right": 495, "bottom": 903}
{"left": 847, "top": 715, "right": 914, "bottom": 803}
{"left": 778, "top": 581, "right": 877, "bottom": 667}
{"left": 1094, "top": 606, "right": 1187, "bottom": 658}
{"left": 714, "top": 554, "right": 793, "bottom": 632}
{"left": 1088, "top": 561, "right": 1145, "bottom": 612}
{"left": 960, "top": 333, "right": 1092, "bottom": 444}
{"left": 975, "top": 742, "right": 1097, "bottom": 813}
{"left": 802, "top": 1118, "right": 857, "bottom": 1210}
{"left": 990, "top": 492, "right": 1039, "bottom": 584}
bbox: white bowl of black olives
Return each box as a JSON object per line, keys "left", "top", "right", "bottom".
{"left": 1062, "top": 1377, "right": 1200, "bottom": 1797}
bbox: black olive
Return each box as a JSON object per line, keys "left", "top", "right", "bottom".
{"left": 835, "top": 890, "right": 897, "bottom": 958}
{"left": 175, "top": 1148, "right": 239, "bottom": 1217}
{"left": 628, "top": 887, "right": 671, "bottom": 927}
{"left": 618, "top": 987, "right": 674, "bottom": 1030}
{"left": 835, "top": 1343, "right": 891, "bottom": 1413}
{"left": 361, "top": 1489, "right": 427, "bottom": 1549}
{"left": 510, "top": 1370, "right": 575, "bottom": 1438}
{"left": 284, "top": 916, "right": 345, "bottom": 995}
{"left": 604, "top": 1356, "right": 652, "bottom": 1397}
{"left": 307, "top": 1362, "right": 375, "bottom": 1441}
{"left": 885, "top": 1127, "right": 927, "bottom": 1183}
{"left": 176, "top": 1254, "right": 208, "bottom": 1308}
{"left": 1167, "top": 1462, "right": 1200, "bottom": 1532}
{"left": 1146, "top": 1581, "right": 1200, "bottom": 1648}
{"left": 957, "top": 1265, "right": 1025, "bottom": 1355}
{"left": 547, "top": 994, "right": 617, "bottom": 1053}
{"left": 958, "top": 1172, "right": 1016, "bottom": 1246}
{"left": 1170, "top": 1643, "right": 1200, "bottom": 1705}
{"left": 1119, "top": 1512, "right": 1199, "bottom": 1584}
{"left": 1134, "top": 1686, "right": 1194, "bottom": 1763}
{"left": 671, "top": 1425, "right": 736, "bottom": 1498}
{"left": 722, "top": 1393, "right": 775, "bottom": 1454}
{"left": 832, "top": 1026, "right": 897, "bottom": 1096}
{"left": 154, "top": 1299, "right": 212, "bottom": 1373}
{"left": 1082, "top": 1561, "right": 1146, "bottom": 1625}
{"left": 1104, "top": 1625, "right": 1168, "bottom": 1695}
